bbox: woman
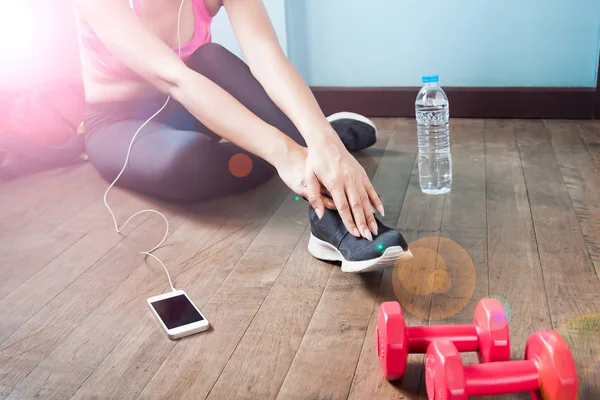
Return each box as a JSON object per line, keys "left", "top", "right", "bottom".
{"left": 74, "top": 0, "right": 412, "bottom": 272}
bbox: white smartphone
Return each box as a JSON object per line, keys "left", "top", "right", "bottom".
{"left": 147, "top": 290, "right": 209, "bottom": 340}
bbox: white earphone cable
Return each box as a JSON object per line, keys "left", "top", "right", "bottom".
{"left": 103, "top": 0, "right": 186, "bottom": 293}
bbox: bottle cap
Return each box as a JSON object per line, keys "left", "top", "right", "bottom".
{"left": 422, "top": 75, "right": 439, "bottom": 83}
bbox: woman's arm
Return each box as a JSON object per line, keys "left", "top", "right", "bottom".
{"left": 224, "top": 0, "right": 383, "bottom": 239}
{"left": 222, "top": 0, "right": 335, "bottom": 148}
{"left": 74, "top": 0, "right": 299, "bottom": 170}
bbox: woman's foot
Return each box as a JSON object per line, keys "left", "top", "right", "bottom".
{"left": 307, "top": 205, "right": 412, "bottom": 273}
{"left": 327, "top": 112, "right": 378, "bottom": 153}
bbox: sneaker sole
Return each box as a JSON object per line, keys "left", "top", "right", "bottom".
{"left": 307, "top": 234, "right": 413, "bottom": 273}
{"left": 326, "top": 111, "right": 379, "bottom": 139}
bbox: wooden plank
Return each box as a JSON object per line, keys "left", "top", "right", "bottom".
{"left": 516, "top": 120, "right": 600, "bottom": 321}
{"left": 348, "top": 124, "right": 440, "bottom": 400}
{"left": 0, "top": 208, "right": 138, "bottom": 343}
{"left": 204, "top": 121, "right": 393, "bottom": 400}
{"left": 0, "top": 166, "right": 74, "bottom": 207}
{"left": 556, "top": 313, "right": 600, "bottom": 400}
{"left": 131, "top": 195, "right": 309, "bottom": 400}
{"left": 0, "top": 180, "right": 227, "bottom": 343}
{"left": 429, "top": 119, "right": 487, "bottom": 324}
{"left": 67, "top": 179, "right": 288, "bottom": 400}
{"left": 0, "top": 182, "right": 147, "bottom": 302}
{"left": 4, "top": 179, "right": 289, "bottom": 400}
{"left": 547, "top": 120, "right": 600, "bottom": 277}
{"left": 0, "top": 202, "right": 191, "bottom": 399}
{"left": 516, "top": 120, "right": 600, "bottom": 398}
{"left": 0, "top": 164, "right": 94, "bottom": 231}
{"left": 348, "top": 119, "right": 485, "bottom": 400}
{"left": 277, "top": 119, "right": 420, "bottom": 400}
{"left": 205, "top": 229, "right": 332, "bottom": 400}
{"left": 577, "top": 120, "right": 600, "bottom": 168}
{"left": 1, "top": 167, "right": 119, "bottom": 238}
{"left": 484, "top": 120, "right": 552, "bottom": 400}
{"left": 372, "top": 117, "right": 400, "bottom": 132}
{"left": 410, "top": 119, "right": 488, "bottom": 400}
{"left": 276, "top": 269, "right": 384, "bottom": 400}
{"left": 0, "top": 230, "right": 84, "bottom": 300}
{"left": 543, "top": 120, "right": 600, "bottom": 397}
{"left": 372, "top": 119, "right": 425, "bottom": 228}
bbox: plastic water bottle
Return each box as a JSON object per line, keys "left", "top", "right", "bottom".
{"left": 415, "top": 75, "right": 452, "bottom": 195}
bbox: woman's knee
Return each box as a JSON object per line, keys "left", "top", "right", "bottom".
{"left": 188, "top": 44, "right": 305, "bottom": 146}
{"left": 158, "top": 138, "right": 276, "bottom": 201}
{"left": 188, "top": 43, "right": 248, "bottom": 77}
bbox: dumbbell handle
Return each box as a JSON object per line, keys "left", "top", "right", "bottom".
{"left": 463, "top": 360, "right": 539, "bottom": 396}
{"left": 406, "top": 325, "right": 479, "bottom": 353}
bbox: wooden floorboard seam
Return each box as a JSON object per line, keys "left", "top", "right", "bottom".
{"left": 549, "top": 121, "right": 600, "bottom": 283}
{"left": 346, "top": 272, "right": 388, "bottom": 398}
{"left": 346, "top": 121, "right": 420, "bottom": 399}
{"left": 271, "top": 263, "right": 337, "bottom": 400}
{"left": 515, "top": 122, "right": 555, "bottom": 328}
{"left": 328, "top": 128, "right": 401, "bottom": 397}
{"left": 71, "top": 310, "right": 149, "bottom": 398}
{"left": 577, "top": 123, "right": 600, "bottom": 170}
{"left": 543, "top": 120, "right": 600, "bottom": 283}
{"left": 483, "top": 128, "right": 491, "bottom": 302}
{"left": 131, "top": 192, "right": 293, "bottom": 400}
{"left": 4, "top": 118, "right": 599, "bottom": 399}
{"left": 0, "top": 230, "right": 102, "bottom": 346}
{"left": 0, "top": 210, "right": 193, "bottom": 399}
{"left": 0, "top": 230, "right": 118, "bottom": 345}
{"left": 205, "top": 224, "right": 312, "bottom": 400}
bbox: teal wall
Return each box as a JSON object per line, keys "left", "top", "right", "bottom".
{"left": 2, "top": 0, "right": 598, "bottom": 91}
{"left": 212, "top": 0, "right": 288, "bottom": 59}
{"left": 285, "top": 0, "right": 600, "bottom": 87}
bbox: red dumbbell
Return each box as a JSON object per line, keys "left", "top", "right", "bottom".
{"left": 376, "top": 298, "right": 510, "bottom": 380}
{"left": 425, "top": 330, "right": 578, "bottom": 399}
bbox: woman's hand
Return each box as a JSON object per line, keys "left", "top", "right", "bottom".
{"left": 305, "top": 138, "right": 384, "bottom": 241}
{"left": 275, "top": 146, "right": 336, "bottom": 210}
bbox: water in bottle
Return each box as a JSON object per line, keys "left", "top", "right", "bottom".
{"left": 415, "top": 74, "right": 452, "bottom": 194}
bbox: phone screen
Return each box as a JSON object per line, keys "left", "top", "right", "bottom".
{"left": 150, "top": 294, "right": 204, "bottom": 330}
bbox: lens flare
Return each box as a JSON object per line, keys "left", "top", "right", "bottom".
{"left": 228, "top": 153, "right": 253, "bottom": 178}
{"left": 0, "top": 3, "right": 37, "bottom": 60}
{"left": 489, "top": 295, "right": 512, "bottom": 323}
{"left": 393, "top": 236, "right": 476, "bottom": 321}
{"left": 556, "top": 314, "right": 600, "bottom": 399}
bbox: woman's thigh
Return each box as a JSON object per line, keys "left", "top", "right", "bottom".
{"left": 85, "top": 118, "right": 275, "bottom": 202}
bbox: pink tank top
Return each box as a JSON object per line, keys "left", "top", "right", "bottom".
{"left": 76, "top": 0, "right": 213, "bottom": 79}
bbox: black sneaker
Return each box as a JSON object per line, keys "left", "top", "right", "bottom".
{"left": 327, "top": 112, "right": 378, "bottom": 153}
{"left": 307, "top": 205, "right": 413, "bottom": 273}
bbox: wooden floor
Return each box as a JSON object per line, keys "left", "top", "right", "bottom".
{"left": 1, "top": 119, "right": 599, "bottom": 400}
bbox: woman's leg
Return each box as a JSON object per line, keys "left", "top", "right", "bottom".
{"left": 84, "top": 42, "right": 376, "bottom": 202}
{"left": 185, "top": 43, "right": 306, "bottom": 146}
{"left": 185, "top": 43, "right": 377, "bottom": 152}
{"left": 85, "top": 117, "right": 275, "bottom": 201}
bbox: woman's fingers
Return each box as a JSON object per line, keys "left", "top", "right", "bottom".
{"left": 363, "top": 173, "right": 385, "bottom": 217}
{"left": 320, "top": 188, "right": 336, "bottom": 209}
{"left": 345, "top": 178, "right": 372, "bottom": 240}
{"left": 306, "top": 173, "right": 325, "bottom": 219}
{"left": 329, "top": 183, "right": 360, "bottom": 237}
{"left": 323, "top": 196, "right": 336, "bottom": 210}
{"left": 357, "top": 177, "right": 378, "bottom": 236}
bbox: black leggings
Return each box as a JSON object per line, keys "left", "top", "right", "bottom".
{"left": 85, "top": 43, "right": 316, "bottom": 201}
